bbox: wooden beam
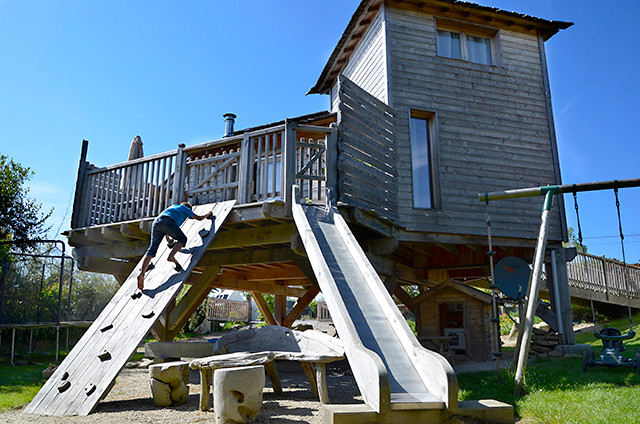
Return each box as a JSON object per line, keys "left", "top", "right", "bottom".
{"left": 212, "top": 277, "right": 308, "bottom": 297}
{"left": 101, "top": 226, "right": 131, "bottom": 242}
{"left": 282, "top": 286, "right": 320, "bottom": 328}
{"left": 222, "top": 267, "right": 308, "bottom": 282}
{"left": 74, "top": 240, "right": 148, "bottom": 259}
{"left": 368, "top": 236, "right": 399, "bottom": 255}
{"left": 198, "top": 247, "right": 297, "bottom": 267}
{"left": 120, "top": 222, "right": 148, "bottom": 240}
{"left": 365, "top": 252, "right": 420, "bottom": 283}
{"left": 77, "top": 256, "right": 136, "bottom": 275}
{"left": 167, "top": 266, "right": 222, "bottom": 337}
{"left": 251, "top": 292, "right": 277, "bottom": 326}
{"left": 209, "top": 224, "right": 297, "bottom": 250}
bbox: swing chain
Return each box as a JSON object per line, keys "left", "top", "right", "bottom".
{"left": 572, "top": 191, "right": 584, "bottom": 247}
{"left": 485, "top": 202, "right": 503, "bottom": 369}
{"left": 614, "top": 187, "right": 634, "bottom": 331}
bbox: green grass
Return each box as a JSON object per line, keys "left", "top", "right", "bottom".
{"left": 0, "top": 353, "right": 54, "bottom": 412}
{"left": 459, "top": 314, "right": 640, "bottom": 424}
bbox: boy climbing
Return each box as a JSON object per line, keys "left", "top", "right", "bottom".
{"left": 137, "top": 202, "right": 213, "bottom": 290}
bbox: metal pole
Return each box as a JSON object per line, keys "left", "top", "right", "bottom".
{"left": 514, "top": 190, "right": 554, "bottom": 395}
{"left": 550, "top": 249, "right": 563, "bottom": 335}
{"left": 479, "top": 178, "right": 640, "bottom": 202}
{"left": 11, "top": 328, "right": 16, "bottom": 367}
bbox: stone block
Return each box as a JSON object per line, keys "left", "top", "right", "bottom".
{"left": 149, "top": 360, "right": 190, "bottom": 407}
{"left": 213, "top": 365, "right": 265, "bottom": 424}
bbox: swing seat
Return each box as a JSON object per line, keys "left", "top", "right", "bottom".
{"left": 594, "top": 327, "right": 636, "bottom": 352}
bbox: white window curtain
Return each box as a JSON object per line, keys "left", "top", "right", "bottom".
{"left": 436, "top": 29, "right": 462, "bottom": 60}
{"left": 467, "top": 35, "right": 492, "bottom": 65}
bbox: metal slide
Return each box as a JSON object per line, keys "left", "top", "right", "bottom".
{"left": 292, "top": 197, "right": 457, "bottom": 413}
{"left": 25, "top": 201, "right": 236, "bottom": 416}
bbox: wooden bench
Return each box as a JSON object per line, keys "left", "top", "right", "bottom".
{"left": 189, "top": 326, "right": 344, "bottom": 410}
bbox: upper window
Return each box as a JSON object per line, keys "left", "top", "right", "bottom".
{"left": 436, "top": 19, "right": 497, "bottom": 66}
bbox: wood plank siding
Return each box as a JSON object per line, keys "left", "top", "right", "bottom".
{"left": 337, "top": 75, "right": 397, "bottom": 221}
{"left": 331, "top": 8, "right": 388, "bottom": 113}
{"left": 384, "top": 6, "right": 565, "bottom": 241}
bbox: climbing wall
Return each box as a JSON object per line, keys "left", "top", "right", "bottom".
{"left": 25, "top": 201, "right": 235, "bottom": 416}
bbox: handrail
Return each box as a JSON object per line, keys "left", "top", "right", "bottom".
{"left": 567, "top": 252, "right": 640, "bottom": 299}
{"left": 72, "top": 122, "right": 337, "bottom": 228}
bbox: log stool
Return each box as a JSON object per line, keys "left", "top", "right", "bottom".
{"left": 148, "top": 360, "right": 190, "bottom": 407}
{"left": 213, "top": 365, "right": 265, "bottom": 424}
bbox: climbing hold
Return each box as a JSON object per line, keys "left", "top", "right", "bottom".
{"left": 208, "top": 214, "right": 216, "bottom": 221}
{"left": 58, "top": 380, "right": 71, "bottom": 393}
{"left": 98, "top": 350, "right": 111, "bottom": 361}
{"left": 199, "top": 229, "right": 210, "bottom": 239}
{"left": 100, "top": 324, "right": 113, "bottom": 332}
{"left": 167, "top": 240, "right": 177, "bottom": 249}
{"left": 84, "top": 383, "right": 96, "bottom": 396}
{"left": 486, "top": 250, "right": 496, "bottom": 257}
{"left": 142, "top": 311, "right": 155, "bottom": 319}
{"left": 147, "top": 263, "right": 155, "bottom": 272}
{"left": 174, "top": 263, "right": 184, "bottom": 272}
{"left": 131, "top": 291, "right": 143, "bottom": 300}
{"left": 61, "top": 372, "right": 69, "bottom": 380}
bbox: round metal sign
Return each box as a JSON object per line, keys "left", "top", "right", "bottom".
{"left": 494, "top": 256, "right": 531, "bottom": 300}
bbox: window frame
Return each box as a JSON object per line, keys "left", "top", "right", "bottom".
{"left": 435, "top": 18, "right": 501, "bottom": 66}
{"left": 409, "top": 109, "right": 441, "bottom": 210}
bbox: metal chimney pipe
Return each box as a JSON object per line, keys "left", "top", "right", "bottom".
{"left": 223, "top": 113, "right": 237, "bottom": 138}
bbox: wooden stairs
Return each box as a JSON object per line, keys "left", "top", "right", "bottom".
{"left": 25, "top": 201, "right": 235, "bottom": 416}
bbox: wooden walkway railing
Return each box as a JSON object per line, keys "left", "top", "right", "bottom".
{"left": 72, "top": 122, "right": 337, "bottom": 228}
{"left": 206, "top": 298, "right": 251, "bottom": 323}
{"left": 567, "top": 252, "right": 640, "bottom": 302}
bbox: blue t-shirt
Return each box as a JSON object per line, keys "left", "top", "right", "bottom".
{"left": 161, "top": 204, "right": 195, "bottom": 226}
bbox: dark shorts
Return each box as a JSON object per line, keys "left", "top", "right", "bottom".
{"left": 145, "top": 216, "right": 188, "bottom": 256}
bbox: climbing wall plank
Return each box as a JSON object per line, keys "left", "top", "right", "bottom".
{"left": 25, "top": 201, "right": 236, "bottom": 416}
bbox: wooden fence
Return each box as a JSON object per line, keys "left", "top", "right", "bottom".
{"left": 567, "top": 252, "right": 640, "bottom": 300}
{"left": 72, "top": 122, "right": 337, "bottom": 228}
{"left": 337, "top": 74, "right": 397, "bottom": 221}
{"left": 206, "top": 298, "right": 251, "bottom": 323}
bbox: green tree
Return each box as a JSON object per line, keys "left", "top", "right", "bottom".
{"left": 0, "top": 155, "right": 52, "bottom": 252}
{"left": 563, "top": 227, "right": 587, "bottom": 254}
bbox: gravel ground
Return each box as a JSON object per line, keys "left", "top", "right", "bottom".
{"left": 2, "top": 360, "right": 363, "bottom": 424}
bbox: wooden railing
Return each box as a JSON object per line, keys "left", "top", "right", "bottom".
{"left": 567, "top": 252, "right": 640, "bottom": 300}
{"left": 71, "top": 122, "right": 337, "bottom": 228}
{"left": 206, "top": 298, "right": 251, "bottom": 323}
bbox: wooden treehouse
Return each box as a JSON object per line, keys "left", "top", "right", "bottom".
{"left": 38, "top": 0, "right": 577, "bottom": 419}
{"left": 67, "top": 0, "right": 574, "bottom": 345}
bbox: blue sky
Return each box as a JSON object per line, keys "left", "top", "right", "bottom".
{"left": 1, "top": 1, "right": 639, "bottom": 261}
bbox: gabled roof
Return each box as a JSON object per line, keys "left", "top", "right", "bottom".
{"left": 308, "top": 0, "right": 573, "bottom": 95}
{"left": 413, "top": 279, "right": 494, "bottom": 304}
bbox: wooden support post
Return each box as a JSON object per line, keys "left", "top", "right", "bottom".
{"left": 251, "top": 292, "right": 277, "bottom": 326}
{"left": 301, "top": 362, "right": 318, "bottom": 398}
{"left": 172, "top": 143, "right": 186, "bottom": 204}
{"left": 274, "top": 294, "right": 286, "bottom": 326}
{"left": 167, "top": 266, "right": 221, "bottom": 339}
{"left": 283, "top": 119, "right": 296, "bottom": 215}
{"left": 71, "top": 139, "right": 90, "bottom": 228}
{"left": 282, "top": 286, "right": 320, "bottom": 328}
{"left": 199, "top": 369, "right": 211, "bottom": 410}
{"left": 237, "top": 133, "right": 251, "bottom": 205}
{"left": 326, "top": 123, "right": 338, "bottom": 198}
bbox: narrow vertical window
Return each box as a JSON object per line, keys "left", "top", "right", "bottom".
{"left": 410, "top": 115, "right": 433, "bottom": 209}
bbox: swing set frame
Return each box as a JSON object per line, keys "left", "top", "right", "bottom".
{"left": 479, "top": 177, "right": 640, "bottom": 394}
